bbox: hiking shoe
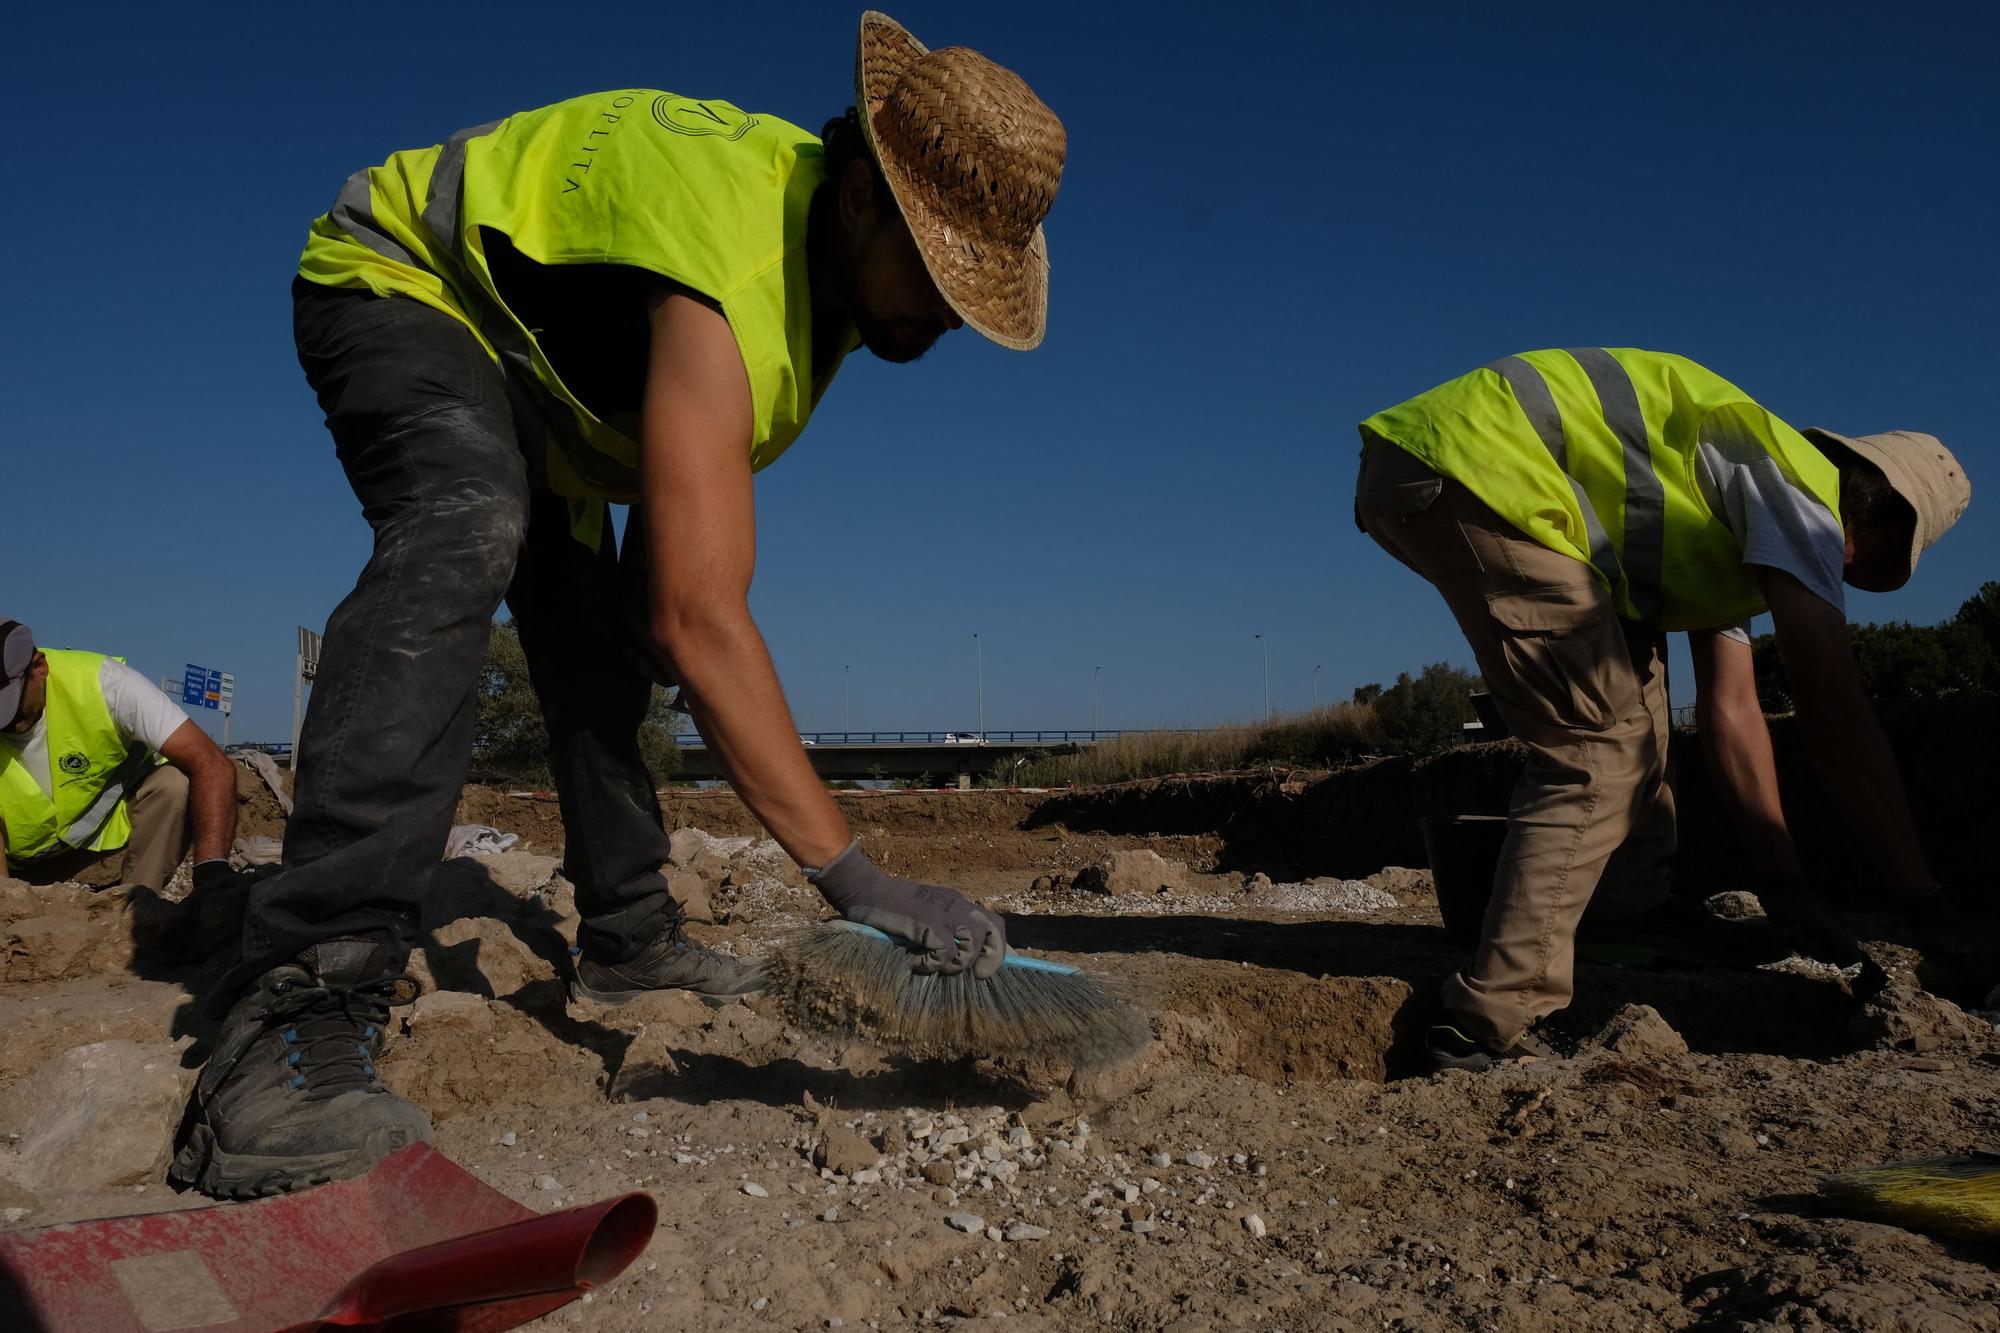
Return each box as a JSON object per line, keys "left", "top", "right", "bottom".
{"left": 170, "top": 938, "right": 432, "bottom": 1199}
{"left": 1577, "top": 897, "right": 1787, "bottom": 969}
{"left": 1428, "top": 1022, "right": 1556, "bottom": 1074}
{"left": 571, "top": 926, "right": 763, "bottom": 1007}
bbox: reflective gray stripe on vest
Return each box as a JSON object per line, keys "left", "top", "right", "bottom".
{"left": 1484, "top": 356, "right": 1625, "bottom": 592}
{"left": 328, "top": 168, "right": 420, "bottom": 269}
{"left": 59, "top": 747, "right": 156, "bottom": 850}
{"left": 422, "top": 118, "right": 502, "bottom": 259}
{"left": 1568, "top": 348, "right": 1665, "bottom": 622}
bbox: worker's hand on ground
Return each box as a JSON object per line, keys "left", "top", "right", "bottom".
{"left": 807, "top": 841, "right": 1007, "bottom": 979}
{"left": 1755, "top": 872, "right": 1867, "bottom": 970}
{"left": 192, "top": 858, "right": 238, "bottom": 897}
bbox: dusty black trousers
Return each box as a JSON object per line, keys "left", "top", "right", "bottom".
{"left": 220, "top": 281, "right": 678, "bottom": 1001}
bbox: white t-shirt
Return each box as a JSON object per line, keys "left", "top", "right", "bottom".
{"left": 0, "top": 658, "right": 191, "bottom": 799}
{"left": 1692, "top": 414, "right": 1848, "bottom": 644}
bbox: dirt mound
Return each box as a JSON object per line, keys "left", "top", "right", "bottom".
{"left": 4, "top": 740, "right": 1998, "bottom": 1329}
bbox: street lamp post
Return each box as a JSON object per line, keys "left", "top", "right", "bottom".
{"left": 1312, "top": 663, "right": 1322, "bottom": 709}
{"left": 1092, "top": 664, "right": 1101, "bottom": 735}
{"left": 843, "top": 664, "right": 850, "bottom": 736}
{"left": 973, "top": 633, "right": 984, "bottom": 737}
{"left": 1254, "top": 634, "right": 1270, "bottom": 718}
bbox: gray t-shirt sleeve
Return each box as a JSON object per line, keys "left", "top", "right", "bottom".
{"left": 1693, "top": 411, "right": 1847, "bottom": 616}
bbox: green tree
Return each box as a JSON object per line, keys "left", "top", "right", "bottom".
{"left": 1373, "top": 662, "right": 1479, "bottom": 753}
{"left": 474, "top": 621, "right": 550, "bottom": 785}
{"left": 1751, "top": 582, "right": 1999, "bottom": 710}
{"left": 474, "top": 620, "right": 679, "bottom": 786}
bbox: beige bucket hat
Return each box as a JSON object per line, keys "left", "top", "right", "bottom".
{"left": 1802, "top": 427, "right": 1971, "bottom": 590}
{"left": 856, "top": 11, "right": 1065, "bottom": 350}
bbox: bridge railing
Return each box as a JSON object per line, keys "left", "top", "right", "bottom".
{"left": 669, "top": 730, "right": 1126, "bottom": 748}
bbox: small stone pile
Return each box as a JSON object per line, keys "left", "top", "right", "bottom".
{"left": 743, "top": 1105, "right": 1283, "bottom": 1248}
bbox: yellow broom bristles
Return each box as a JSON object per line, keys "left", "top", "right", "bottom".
{"left": 1820, "top": 1153, "right": 2000, "bottom": 1244}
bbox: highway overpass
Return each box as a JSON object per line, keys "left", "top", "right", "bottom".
{"left": 668, "top": 730, "right": 1114, "bottom": 786}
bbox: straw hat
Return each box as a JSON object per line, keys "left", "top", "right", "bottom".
{"left": 1802, "top": 427, "right": 1971, "bottom": 590}
{"left": 856, "top": 11, "right": 1065, "bottom": 350}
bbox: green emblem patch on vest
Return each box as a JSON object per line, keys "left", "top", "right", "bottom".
{"left": 651, "top": 96, "right": 756, "bottom": 141}
{"left": 58, "top": 752, "right": 90, "bottom": 775}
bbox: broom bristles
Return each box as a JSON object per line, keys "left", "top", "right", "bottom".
{"left": 761, "top": 924, "right": 1152, "bottom": 1070}
{"left": 1820, "top": 1152, "right": 2000, "bottom": 1243}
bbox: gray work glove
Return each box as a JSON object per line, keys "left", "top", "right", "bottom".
{"left": 807, "top": 841, "right": 1007, "bottom": 980}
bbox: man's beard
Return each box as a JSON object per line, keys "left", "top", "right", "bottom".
{"left": 856, "top": 313, "right": 947, "bottom": 365}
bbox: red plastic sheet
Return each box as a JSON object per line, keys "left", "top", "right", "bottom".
{"left": 0, "top": 1144, "right": 655, "bottom": 1332}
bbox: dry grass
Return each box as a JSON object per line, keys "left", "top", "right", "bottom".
{"left": 1010, "top": 701, "right": 1384, "bottom": 787}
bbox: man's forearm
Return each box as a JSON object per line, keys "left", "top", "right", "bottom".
{"left": 188, "top": 757, "right": 236, "bottom": 863}
{"left": 1696, "top": 699, "right": 1799, "bottom": 878}
{"left": 1796, "top": 700, "right": 1932, "bottom": 897}
{"left": 663, "top": 611, "right": 852, "bottom": 869}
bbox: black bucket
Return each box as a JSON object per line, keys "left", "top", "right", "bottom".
{"left": 1420, "top": 814, "right": 1509, "bottom": 942}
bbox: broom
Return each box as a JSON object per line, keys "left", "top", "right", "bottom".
{"left": 760, "top": 920, "right": 1151, "bottom": 1070}
{"left": 1819, "top": 1151, "right": 2000, "bottom": 1244}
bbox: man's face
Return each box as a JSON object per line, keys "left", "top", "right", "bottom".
{"left": 1842, "top": 517, "right": 1914, "bottom": 593}
{"left": 7, "top": 653, "right": 48, "bottom": 733}
{"left": 838, "top": 163, "right": 963, "bottom": 364}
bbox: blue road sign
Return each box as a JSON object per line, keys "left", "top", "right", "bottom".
{"left": 182, "top": 664, "right": 224, "bottom": 711}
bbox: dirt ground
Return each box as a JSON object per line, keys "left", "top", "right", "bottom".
{"left": 3, "top": 771, "right": 1997, "bottom": 1331}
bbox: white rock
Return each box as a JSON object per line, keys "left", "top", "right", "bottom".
{"left": 1141, "top": 1178, "right": 1162, "bottom": 1194}
{"left": 852, "top": 1168, "right": 882, "bottom": 1185}
{"left": 1130, "top": 1219, "right": 1157, "bottom": 1234}
{"left": 499, "top": 1131, "right": 517, "bottom": 1147}
{"left": 1242, "top": 1214, "right": 1267, "bottom": 1238}
{"left": 1007, "top": 1127, "right": 1035, "bottom": 1150}
{"left": 535, "top": 1175, "right": 563, "bottom": 1192}
{"left": 1003, "top": 1222, "right": 1050, "bottom": 1242}
{"left": 0, "top": 1041, "right": 190, "bottom": 1191}
{"left": 1185, "top": 1151, "right": 1215, "bottom": 1169}
{"left": 751, "top": 1296, "right": 769, "bottom": 1311}
{"left": 986, "top": 1161, "right": 1020, "bottom": 1185}
{"left": 1149, "top": 1152, "right": 1172, "bottom": 1168}
{"left": 741, "top": 1181, "right": 769, "bottom": 1198}
{"left": 985, "top": 1226, "right": 1003, "bottom": 1242}
{"left": 938, "top": 1126, "right": 972, "bottom": 1148}
{"left": 945, "top": 1210, "right": 985, "bottom": 1234}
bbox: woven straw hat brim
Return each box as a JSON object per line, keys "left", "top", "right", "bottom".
{"left": 856, "top": 11, "right": 1051, "bottom": 351}
{"left": 1803, "top": 427, "right": 1972, "bottom": 590}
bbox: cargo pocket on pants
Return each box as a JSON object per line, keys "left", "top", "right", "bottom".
{"left": 1483, "top": 586, "right": 1639, "bottom": 733}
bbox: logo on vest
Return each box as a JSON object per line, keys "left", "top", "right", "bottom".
{"left": 652, "top": 96, "right": 756, "bottom": 141}
{"left": 58, "top": 751, "right": 89, "bottom": 776}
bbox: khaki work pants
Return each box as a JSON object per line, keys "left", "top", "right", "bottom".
{"left": 14, "top": 763, "right": 191, "bottom": 893}
{"left": 1355, "top": 438, "right": 1675, "bottom": 1047}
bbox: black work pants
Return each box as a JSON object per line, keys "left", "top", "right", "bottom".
{"left": 220, "top": 280, "right": 678, "bottom": 1001}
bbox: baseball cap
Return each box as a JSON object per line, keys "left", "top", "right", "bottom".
{"left": 0, "top": 621, "right": 34, "bottom": 723}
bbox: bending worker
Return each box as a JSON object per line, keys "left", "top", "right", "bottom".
{"left": 1, "top": 620, "right": 238, "bottom": 894}
{"left": 1353, "top": 348, "right": 1973, "bottom": 1072}
{"left": 173, "top": 12, "right": 1063, "bottom": 1198}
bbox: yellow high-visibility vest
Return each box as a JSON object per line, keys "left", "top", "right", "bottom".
{"left": 300, "top": 91, "right": 848, "bottom": 511}
{"left": 1360, "top": 348, "right": 1844, "bottom": 630}
{"left": 0, "top": 650, "right": 155, "bottom": 859}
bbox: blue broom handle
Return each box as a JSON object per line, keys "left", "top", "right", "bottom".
{"left": 834, "top": 919, "right": 1080, "bottom": 976}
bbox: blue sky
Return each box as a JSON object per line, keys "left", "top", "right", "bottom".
{"left": 6, "top": 3, "right": 1996, "bottom": 742}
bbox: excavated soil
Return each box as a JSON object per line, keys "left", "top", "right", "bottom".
{"left": 3, "top": 729, "right": 1998, "bottom": 1331}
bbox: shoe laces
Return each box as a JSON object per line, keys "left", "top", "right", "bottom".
{"left": 264, "top": 974, "right": 415, "bottom": 1100}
